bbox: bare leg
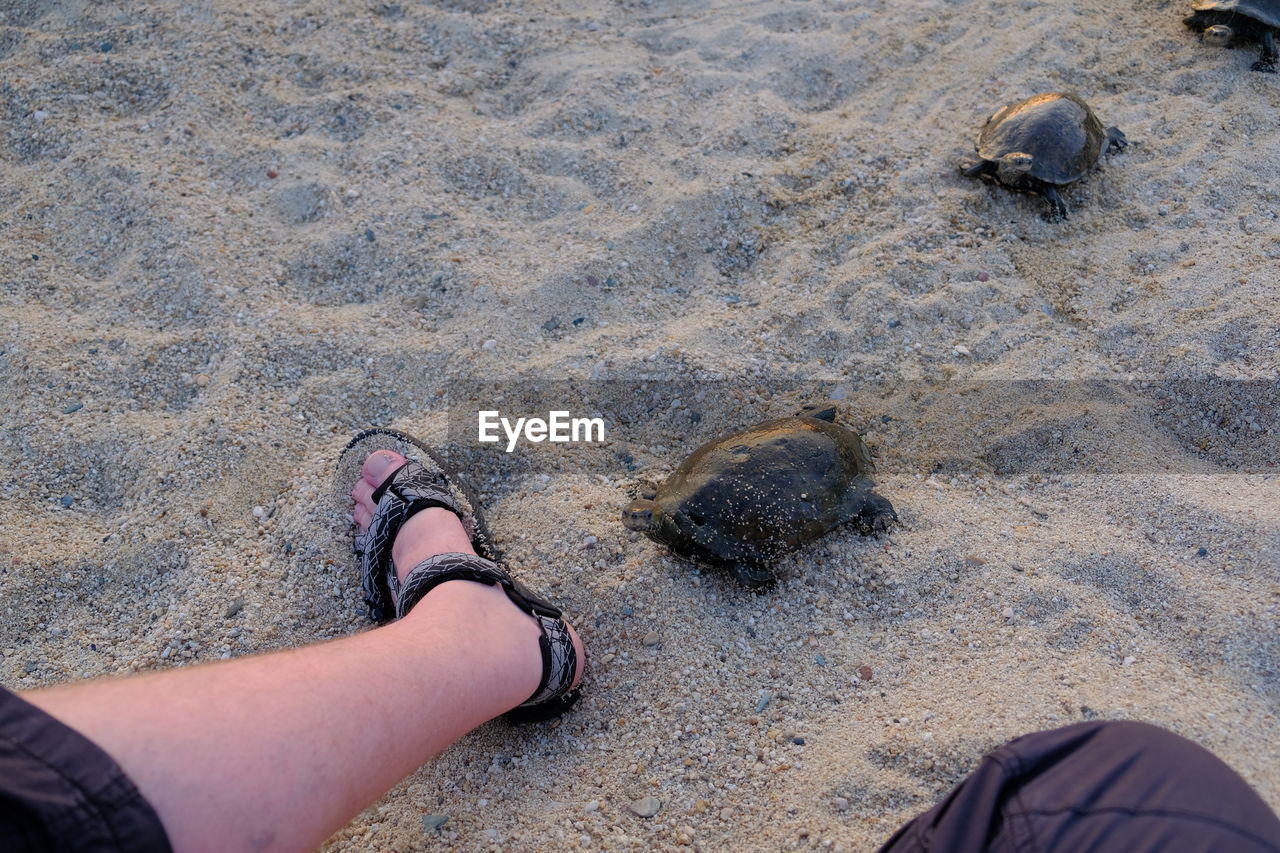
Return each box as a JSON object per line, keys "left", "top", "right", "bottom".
{"left": 22, "top": 450, "right": 583, "bottom": 853}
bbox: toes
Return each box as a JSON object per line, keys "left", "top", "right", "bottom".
{"left": 362, "top": 449, "right": 407, "bottom": 488}
{"left": 350, "top": 450, "right": 408, "bottom": 524}
{"left": 351, "top": 478, "right": 377, "bottom": 515}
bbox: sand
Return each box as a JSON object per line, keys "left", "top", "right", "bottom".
{"left": 1, "top": 0, "right": 1277, "bottom": 850}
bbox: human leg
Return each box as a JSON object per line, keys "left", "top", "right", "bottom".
{"left": 18, "top": 449, "right": 583, "bottom": 853}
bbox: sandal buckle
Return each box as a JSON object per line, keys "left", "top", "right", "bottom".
{"left": 502, "top": 578, "right": 563, "bottom": 620}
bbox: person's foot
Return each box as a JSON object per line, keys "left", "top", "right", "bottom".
{"left": 350, "top": 449, "right": 585, "bottom": 704}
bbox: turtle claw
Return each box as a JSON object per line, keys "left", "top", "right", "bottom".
{"left": 1250, "top": 59, "right": 1277, "bottom": 72}
{"left": 1040, "top": 186, "right": 1069, "bottom": 221}
{"left": 869, "top": 511, "right": 897, "bottom": 534}
{"left": 730, "top": 562, "right": 776, "bottom": 590}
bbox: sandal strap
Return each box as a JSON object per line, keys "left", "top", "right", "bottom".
{"left": 394, "top": 552, "right": 514, "bottom": 619}
{"left": 396, "top": 552, "right": 581, "bottom": 721}
{"left": 353, "top": 460, "right": 471, "bottom": 623}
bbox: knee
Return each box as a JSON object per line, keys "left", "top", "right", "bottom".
{"left": 1088, "top": 719, "right": 1184, "bottom": 745}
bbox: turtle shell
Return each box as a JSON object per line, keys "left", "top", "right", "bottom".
{"left": 976, "top": 92, "right": 1108, "bottom": 186}
{"left": 636, "top": 412, "right": 892, "bottom": 577}
{"left": 1189, "top": 0, "right": 1280, "bottom": 28}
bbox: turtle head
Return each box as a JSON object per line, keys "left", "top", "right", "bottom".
{"left": 622, "top": 498, "right": 659, "bottom": 532}
{"left": 1204, "top": 24, "right": 1233, "bottom": 47}
{"left": 996, "top": 151, "right": 1035, "bottom": 182}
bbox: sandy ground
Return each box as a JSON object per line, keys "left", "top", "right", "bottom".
{"left": 1, "top": 0, "right": 1278, "bottom": 850}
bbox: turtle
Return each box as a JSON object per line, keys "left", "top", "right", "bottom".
{"left": 1184, "top": 0, "right": 1280, "bottom": 72}
{"left": 621, "top": 404, "right": 896, "bottom": 588}
{"left": 961, "top": 92, "right": 1128, "bottom": 221}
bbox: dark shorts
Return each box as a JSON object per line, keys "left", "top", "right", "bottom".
{"left": 881, "top": 719, "right": 1280, "bottom": 852}
{"left": 0, "top": 686, "right": 171, "bottom": 853}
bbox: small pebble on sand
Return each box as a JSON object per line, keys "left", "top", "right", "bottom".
{"left": 481, "top": 339, "right": 497, "bottom": 350}
{"left": 421, "top": 815, "right": 448, "bottom": 832}
{"left": 857, "top": 665, "right": 873, "bottom": 682}
{"left": 642, "top": 630, "right": 660, "bottom": 646}
{"left": 60, "top": 496, "right": 74, "bottom": 508}
{"left": 629, "top": 796, "right": 661, "bottom": 818}
{"left": 1122, "top": 656, "right": 1137, "bottom": 666}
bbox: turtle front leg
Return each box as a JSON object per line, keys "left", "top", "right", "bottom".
{"left": 860, "top": 493, "right": 898, "bottom": 534}
{"left": 1041, "top": 186, "right": 1069, "bottom": 221}
{"left": 729, "top": 561, "right": 776, "bottom": 590}
{"left": 1252, "top": 29, "right": 1277, "bottom": 73}
{"left": 961, "top": 159, "right": 994, "bottom": 180}
{"left": 1106, "top": 126, "right": 1128, "bottom": 153}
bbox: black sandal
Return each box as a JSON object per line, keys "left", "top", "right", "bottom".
{"left": 337, "top": 428, "right": 581, "bottom": 722}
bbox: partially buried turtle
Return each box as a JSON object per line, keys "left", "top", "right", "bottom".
{"left": 621, "top": 405, "right": 896, "bottom": 588}
{"left": 1184, "top": 0, "right": 1279, "bottom": 72}
{"left": 961, "top": 92, "right": 1127, "bottom": 220}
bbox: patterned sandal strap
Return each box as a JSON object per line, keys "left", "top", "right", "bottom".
{"left": 354, "top": 460, "right": 473, "bottom": 623}
{"left": 369, "top": 461, "right": 464, "bottom": 515}
{"left": 396, "top": 552, "right": 581, "bottom": 721}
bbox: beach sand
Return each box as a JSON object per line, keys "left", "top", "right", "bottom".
{"left": 1, "top": 0, "right": 1277, "bottom": 849}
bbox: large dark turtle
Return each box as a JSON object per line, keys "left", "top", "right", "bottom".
{"left": 1184, "top": 0, "right": 1280, "bottom": 72}
{"left": 621, "top": 405, "right": 896, "bottom": 588}
{"left": 961, "top": 92, "right": 1127, "bottom": 221}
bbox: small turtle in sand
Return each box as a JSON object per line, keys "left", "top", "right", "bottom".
{"left": 961, "top": 92, "right": 1127, "bottom": 220}
{"left": 621, "top": 405, "right": 896, "bottom": 588}
{"left": 1184, "top": 0, "right": 1280, "bottom": 72}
